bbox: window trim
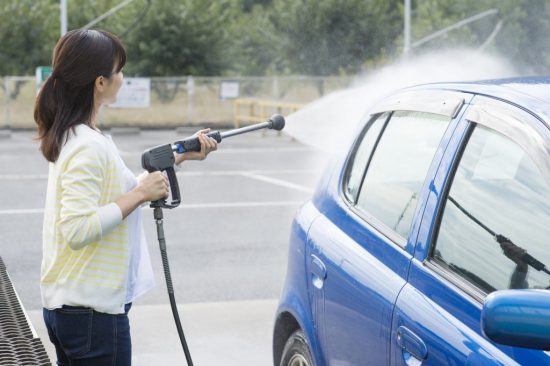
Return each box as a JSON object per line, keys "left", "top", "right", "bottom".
{"left": 424, "top": 260, "right": 487, "bottom": 304}
{"left": 427, "top": 96, "right": 550, "bottom": 300}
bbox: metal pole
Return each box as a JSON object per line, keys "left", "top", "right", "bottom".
{"left": 4, "top": 77, "right": 10, "bottom": 130}
{"left": 411, "top": 9, "right": 499, "bottom": 49}
{"left": 60, "top": 0, "right": 68, "bottom": 36}
{"left": 82, "top": 0, "right": 137, "bottom": 30}
{"left": 187, "top": 76, "right": 194, "bottom": 124}
{"left": 272, "top": 76, "right": 279, "bottom": 99}
{"left": 403, "top": 0, "right": 411, "bottom": 55}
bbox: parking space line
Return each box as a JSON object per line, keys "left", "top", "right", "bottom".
{"left": 0, "top": 174, "right": 48, "bottom": 180}
{"left": 118, "top": 147, "right": 314, "bottom": 156}
{"left": 176, "top": 169, "right": 316, "bottom": 177}
{"left": 0, "top": 201, "right": 304, "bottom": 215}
{"left": 0, "top": 208, "right": 45, "bottom": 215}
{"left": 239, "top": 172, "right": 314, "bottom": 193}
{"left": 0, "top": 170, "right": 316, "bottom": 180}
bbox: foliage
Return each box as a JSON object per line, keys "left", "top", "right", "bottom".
{"left": 124, "top": 0, "right": 235, "bottom": 76}
{"left": 267, "top": 0, "right": 402, "bottom": 76}
{"left": 2, "top": 0, "right": 550, "bottom": 76}
{"left": 0, "top": 0, "right": 58, "bottom": 75}
{"left": 223, "top": 4, "right": 282, "bottom": 76}
{"left": 408, "top": 0, "right": 550, "bottom": 73}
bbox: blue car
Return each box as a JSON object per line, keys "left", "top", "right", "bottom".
{"left": 273, "top": 78, "right": 550, "bottom": 366}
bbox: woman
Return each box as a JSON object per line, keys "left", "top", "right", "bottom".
{"left": 34, "top": 29, "right": 217, "bottom": 365}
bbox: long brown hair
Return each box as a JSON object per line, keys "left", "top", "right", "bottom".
{"left": 34, "top": 29, "right": 126, "bottom": 162}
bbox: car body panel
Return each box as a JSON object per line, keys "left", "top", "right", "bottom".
{"left": 274, "top": 201, "right": 324, "bottom": 365}
{"left": 306, "top": 207, "right": 411, "bottom": 365}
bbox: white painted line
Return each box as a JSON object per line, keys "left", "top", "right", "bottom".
{"left": 158, "top": 201, "right": 304, "bottom": 209}
{"left": 118, "top": 147, "right": 314, "bottom": 156}
{"left": 0, "top": 201, "right": 304, "bottom": 215}
{"left": 0, "top": 174, "right": 48, "bottom": 180}
{"left": 176, "top": 169, "right": 316, "bottom": 177}
{"left": 0, "top": 208, "right": 45, "bottom": 215}
{"left": 240, "top": 172, "right": 314, "bottom": 194}
{"left": 0, "top": 170, "right": 317, "bottom": 180}
{"left": 214, "top": 147, "right": 314, "bottom": 153}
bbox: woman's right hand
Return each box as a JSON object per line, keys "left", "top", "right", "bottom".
{"left": 116, "top": 171, "right": 169, "bottom": 219}
{"left": 135, "top": 171, "right": 169, "bottom": 203}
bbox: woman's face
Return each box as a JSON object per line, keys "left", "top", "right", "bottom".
{"left": 101, "top": 68, "right": 124, "bottom": 105}
{"left": 94, "top": 64, "right": 124, "bottom": 107}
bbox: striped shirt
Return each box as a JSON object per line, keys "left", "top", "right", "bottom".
{"left": 41, "top": 124, "right": 153, "bottom": 314}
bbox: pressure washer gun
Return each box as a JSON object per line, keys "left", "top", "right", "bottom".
{"left": 140, "top": 114, "right": 286, "bottom": 366}
{"left": 141, "top": 114, "right": 286, "bottom": 209}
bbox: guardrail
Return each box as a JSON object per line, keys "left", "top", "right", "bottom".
{"left": 233, "top": 98, "right": 304, "bottom": 128}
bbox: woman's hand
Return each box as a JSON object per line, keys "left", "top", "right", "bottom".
{"left": 135, "top": 171, "right": 169, "bottom": 202}
{"left": 174, "top": 128, "right": 218, "bottom": 164}
{"left": 116, "top": 171, "right": 168, "bottom": 219}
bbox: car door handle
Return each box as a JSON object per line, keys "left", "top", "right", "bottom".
{"left": 310, "top": 254, "right": 327, "bottom": 289}
{"left": 396, "top": 326, "right": 427, "bottom": 364}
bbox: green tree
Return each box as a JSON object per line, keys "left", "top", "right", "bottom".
{"left": 67, "top": 0, "right": 153, "bottom": 40}
{"left": 494, "top": 0, "right": 550, "bottom": 74}
{"left": 406, "top": 0, "right": 550, "bottom": 73}
{"left": 223, "top": 4, "right": 282, "bottom": 76}
{"left": 0, "top": 0, "right": 58, "bottom": 75}
{"left": 124, "top": 0, "right": 235, "bottom": 76}
{"left": 268, "top": 0, "right": 402, "bottom": 76}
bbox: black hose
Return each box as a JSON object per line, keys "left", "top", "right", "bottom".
{"left": 154, "top": 207, "right": 194, "bottom": 366}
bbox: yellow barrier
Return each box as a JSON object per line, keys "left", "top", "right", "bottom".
{"left": 233, "top": 98, "right": 303, "bottom": 128}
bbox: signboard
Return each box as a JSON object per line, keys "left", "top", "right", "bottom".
{"left": 219, "top": 80, "right": 240, "bottom": 100}
{"left": 35, "top": 66, "right": 52, "bottom": 92}
{"left": 110, "top": 78, "right": 151, "bottom": 108}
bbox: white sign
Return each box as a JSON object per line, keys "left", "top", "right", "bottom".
{"left": 110, "top": 78, "right": 151, "bottom": 108}
{"left": 219, "top": 80, "right": 240, "bottom": 100}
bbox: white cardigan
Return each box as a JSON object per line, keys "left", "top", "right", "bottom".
{"left": 41, "top": 124, "right": 154, "bottom": 314}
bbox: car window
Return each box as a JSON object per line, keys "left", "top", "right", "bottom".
{"left": 356, "top": 111, "right": 451, "bottom": 239}
{"left": 345, "top": 113, "right": 388, "bottom": 201}
{"left": 432, "top": 125, "right": 550, "bottom": 293}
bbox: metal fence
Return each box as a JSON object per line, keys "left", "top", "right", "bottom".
{"left": 0, "top": 75, "right": 353, "bottom": 129}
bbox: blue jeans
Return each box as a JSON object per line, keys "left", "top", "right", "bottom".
{"left": 43, "top": 303, "right": 132, "bottom": 366}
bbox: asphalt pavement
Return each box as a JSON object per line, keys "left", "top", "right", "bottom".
{"left": 0, "top": 127, "right": 327, "bottom": 365}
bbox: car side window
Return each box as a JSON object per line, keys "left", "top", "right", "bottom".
{"left": 345, "top": 113, "right": 388, "bottom": 201}
{"left": 432, "top": 125, "right": 550, "bottom": 293}
{"left": 356, "top": 111, "right": 451, "bottom": 239}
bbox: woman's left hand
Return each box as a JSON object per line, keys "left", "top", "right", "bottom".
{"left": 174, "top": 128, "right": 218, "bottom": 164}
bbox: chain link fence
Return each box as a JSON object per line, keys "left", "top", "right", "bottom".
{"left": 0, "top": 75, "right": 352, "bottom": 129}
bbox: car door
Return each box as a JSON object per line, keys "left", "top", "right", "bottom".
{"left": 307, "top": 90, "right": 469, "bottom": 365}
{"left": 391, "top": 96, "right": 550, "bottom": 365}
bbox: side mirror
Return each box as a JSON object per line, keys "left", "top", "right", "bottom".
{"left": 481, "top": 290, "right": 550, "bottom": 350}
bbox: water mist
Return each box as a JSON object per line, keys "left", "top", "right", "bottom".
{"left": 284, "top": 49, "right": 517, "bottom": 154}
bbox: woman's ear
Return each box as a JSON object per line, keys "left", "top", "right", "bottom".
{"left": 94, "top": 75, "right": 105, "bottom": 92}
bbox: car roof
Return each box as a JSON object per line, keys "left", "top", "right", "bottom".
{"left": 407, "top": 77, "right": 550, "bottom": 128}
